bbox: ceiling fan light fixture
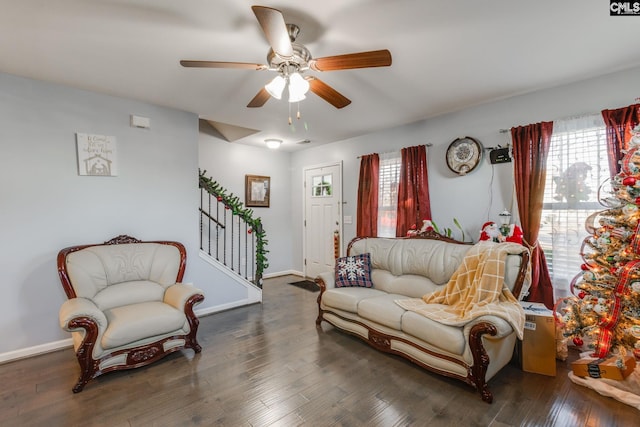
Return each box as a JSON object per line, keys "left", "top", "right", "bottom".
{"left": 265, "top": 138, "right": 283, "bottom": 149}
{"left": 287, "top": 72, "right": 309, "bottom": 103}
{"left": 288, "top": 92, "right": 306, "bottom": 103}
{"left": 265, "top": 75, "right": 286, "bottom": 99}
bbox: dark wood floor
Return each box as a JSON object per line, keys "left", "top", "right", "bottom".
{"left": 1, "top": 274, "right": 637, "bottom": 426}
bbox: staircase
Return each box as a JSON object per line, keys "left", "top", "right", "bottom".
{"left": 199, "top": 170, "right": 269, "bottom": 289}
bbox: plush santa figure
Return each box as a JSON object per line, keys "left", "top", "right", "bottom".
{"left": 479, "top": 221, "right": 501, "bottom": 242}
{"left": 504, "top": 224, "right": 524, "bottom": 245}
{"left": 419, "top": 219, "right": 435, "bottom": 233}
{"left": 407, "top": 219, "right": 436, "bottom": 236}
{"left": 406, "top": 224, "right": 418, "bottom": 236}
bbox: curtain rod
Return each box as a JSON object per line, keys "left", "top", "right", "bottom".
{"left": 498, "top": 99, "right": 640, "bottom": 133}
{"left": 357, "top": 144, "right": 432, "bottom": 159}
{"left": 499, "top": 111, "right": 604, "bottom": 134}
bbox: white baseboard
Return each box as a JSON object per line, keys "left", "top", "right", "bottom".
{"left": 195, "top": 298, "right": 259, "bottom": 317}
{"left": 0, "top": 338, "right": 73, "bottom": 365}
{"left": 0, "top": 300, "right": 263, "bottom": 365}
{"left": 0, "top": 271, "right": 304, "bottom": 365}
{"left": 264, "top": 269, "right": 304, "bottom": 278}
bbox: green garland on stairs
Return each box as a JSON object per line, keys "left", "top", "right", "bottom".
{"left": 199, "top": 170, "right": 269, "bottom": 287}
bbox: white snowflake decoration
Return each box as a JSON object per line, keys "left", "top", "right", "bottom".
{"left": 338, "top": 256, "right": 366, "bottom": 280}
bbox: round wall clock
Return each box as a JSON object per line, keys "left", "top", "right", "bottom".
{"left": 445, "top": 136, "right": 483, "bottom": 175}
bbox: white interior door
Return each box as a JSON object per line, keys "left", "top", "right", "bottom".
{"left": 304, "top": 163, "right": 342, "bottom": 278}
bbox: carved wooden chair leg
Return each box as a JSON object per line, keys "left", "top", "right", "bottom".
{"left": 68, "top": 317, "right": 100, "bottom": 393}
{"left": 315, "top": 279, "right": 326, "bottom": 327}
{"left": 184, "top": 294, "right": 205, "bottom": 352}
{"left": 469, "top": 322, "right": 497, "bottom": 403}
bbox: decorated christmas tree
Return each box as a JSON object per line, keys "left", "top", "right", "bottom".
{"left": 557, "top": 124, "right": 640, "bottom": 360}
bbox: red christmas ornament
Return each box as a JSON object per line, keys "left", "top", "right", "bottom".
{"left": 573, "top": 337, "right": 584, "bottom": 347}
{"left": 634, "top": 348, "right": 640, "bottom": 359}
{"left": 623, "top": 176, "right": 637, "bottom": 186}
{"left": 580, "top": 264, "right": 590, "bottom": 271}
{"left": 247, "top": 228, "right": 253, "bottom": 234}
{"left": 578, "top": 291, "right": 586, "bottom": 299}
{"left": 635, "top": 196, "right": 640, "bottom": 206}
{"left": 217, "top": 196, "right": 223, "bottom": 202}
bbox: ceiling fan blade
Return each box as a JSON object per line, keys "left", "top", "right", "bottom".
{"left": 180, "top": 60, "right": 268, "bottom": 70}
{"left": 306, "top": 76, "right": 351, "bottom": 109}
{"left": 251, "top": 6, "right": 293, "bottom": 58}
{"left": 247, "top": 87, "right": 271, "bottom": 108}
{"left": 310, "top": 49, "right": 392, "bottom": 72}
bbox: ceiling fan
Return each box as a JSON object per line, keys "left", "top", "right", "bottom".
{"left": 180, "top": 5, "right": 392, "bottom": 109}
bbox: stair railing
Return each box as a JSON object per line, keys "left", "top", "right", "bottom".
{"left": 199, "top": 170, "right": 268, "bottom": 288}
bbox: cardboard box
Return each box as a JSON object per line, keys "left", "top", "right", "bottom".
{"left": 571, "top": 355, "right": 636, "bottom": 380}
{"left": 516, "top": 302, "right": 556, "bottom": 376}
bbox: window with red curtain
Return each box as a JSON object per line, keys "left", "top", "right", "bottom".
{"left": 396, "top": 145, "right": 431, "bottom": 237}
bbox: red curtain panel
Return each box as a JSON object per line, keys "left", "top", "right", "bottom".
{"left": 356, "top": 153, "right": 380, "bottom": 237}
{"left": 511, "top": 122, "right": 555, "bottom": 308}
{"left": 396, "top": 145, "right": 431, "bottom": 237}
{"left": 602, "top": 103, "right": 640, "bottom": 177}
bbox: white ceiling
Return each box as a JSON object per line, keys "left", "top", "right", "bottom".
{"left": 2, "top": 1, "right": 639, "bottom": 151}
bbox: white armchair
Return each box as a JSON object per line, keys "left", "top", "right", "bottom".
{"left": 57, "top": 235, "right": 204, "bottom": 392}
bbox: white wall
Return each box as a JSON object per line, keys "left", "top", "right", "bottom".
{"left": 198, "top": 124, "right": 295, "bottom": 275}
{"left": 289, "top": 66, "right": 640, "bottom": 272}
{"left": 0, "top": 72, "right": 252, "bottom": 359}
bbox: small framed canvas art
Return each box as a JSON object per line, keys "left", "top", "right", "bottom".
{"left": 245, "top": 175, "right": 270, "bottom": 207}
{"left": 76, "top": 133, "right": 117, "bottom": 176}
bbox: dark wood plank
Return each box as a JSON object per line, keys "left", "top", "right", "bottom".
{"left": 1, "top": 274, "right": 638, "bottom": 426}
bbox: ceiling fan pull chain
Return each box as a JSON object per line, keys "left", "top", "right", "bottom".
{"left": 288, "top": 102, "right": 293, "bottom": 125}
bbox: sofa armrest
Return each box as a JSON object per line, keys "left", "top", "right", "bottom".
{"left": 316, "top": 271, "right": 335, "bottom": 290}
{"left": 462, "top": 315, "right": 514, "bottom": 340}
{"left": 59, "top": 298, "right": 108, "bottom": 359}
{"left": 164, "top": 283, "right": 204, "bottom": 311}
{"left": 59, "top": 297, "right": 107, "bottom": 332}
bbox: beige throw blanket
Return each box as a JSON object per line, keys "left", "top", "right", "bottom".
{"left": 395, "top": 241, "right": 529, "bottom": 339}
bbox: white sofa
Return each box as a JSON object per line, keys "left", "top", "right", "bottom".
{"left": 58, "top": 235, "right": 204, "bottom": 392}
{"left": 315, "top": 231, "right": 530, "bottom": 403}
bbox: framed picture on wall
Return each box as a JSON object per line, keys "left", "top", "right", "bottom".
{"left": 245, "top": 175, "right": 270, "bottom": 207}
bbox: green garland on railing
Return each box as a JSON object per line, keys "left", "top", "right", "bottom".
{"left": 199, "top": 170, "right": 269, "bottom": 286}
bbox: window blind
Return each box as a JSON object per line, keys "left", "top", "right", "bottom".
{"left": 540, "top": 115, "right": 608, "bottom": 299}
{"left": 377, "top": 152, "right": 401, "bottom": 237}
